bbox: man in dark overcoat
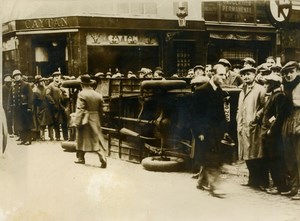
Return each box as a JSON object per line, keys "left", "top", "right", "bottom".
{"left": 9, "top": 69, "right": 34, "bottom": 145}
{"left": 73, "top": 74, "right": 107, "bottom": 168}
{"left": 2, "top": 74, "right": 13, "bottom": 136}
{"left": 45, "top": 71, "right": 69, "bottom": 141}
{"left": 191, "top": 64, "right": 227, "bottom": 198}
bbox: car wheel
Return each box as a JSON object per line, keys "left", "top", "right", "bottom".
{"left": 141, "top": 156, "right": 184, "bottom": 172}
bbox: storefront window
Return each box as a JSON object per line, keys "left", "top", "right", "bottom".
{"left": 174, "top": 41, "right": 195, "bottom": 77}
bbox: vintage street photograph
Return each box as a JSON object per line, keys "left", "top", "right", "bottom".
{"left": 1, "top": 0, "right": 300, "bottom": 220}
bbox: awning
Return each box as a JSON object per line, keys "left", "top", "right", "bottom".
{"left": 210, "top": 33, "right": 271, "bottom": 41}
{"left": 16, "top": 29, "right": 79, "bottom": 35}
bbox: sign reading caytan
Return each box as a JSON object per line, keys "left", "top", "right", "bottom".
{"left": 24, "top": 17, "right": 69, "bottom": 29}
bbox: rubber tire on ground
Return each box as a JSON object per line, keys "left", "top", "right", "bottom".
{"left": 141, "top": 156, "right": 184, "bottom": 172}
{"left": 61, "top": 141, "right": 77, "bottom": 152}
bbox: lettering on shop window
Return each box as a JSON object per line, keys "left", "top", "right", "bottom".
{"left": 24, "top": 17, "right": 68, "bottom": 29}
{"left": 108, "top": 35, "right": 138, "bottom": 44}
{"left": 86, "top": 33, "right": 159, "bottom": 46}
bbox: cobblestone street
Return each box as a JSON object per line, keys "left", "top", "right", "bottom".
{"left": 1, "top": 137, "right": 300, "bottom": 221}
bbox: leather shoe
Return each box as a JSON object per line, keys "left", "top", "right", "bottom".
{"left": 74, "top": 159, "right": 85, "bottom": 164}
{"left": 280, "top": 190, "right": 297, "bottom": 196}
{"left": 211, "top": 190, "right": 226, "bottom": 198}
{"left": 100, "top": 160, "right": 107, "bottom": 168}
{"left": 17, "top": 141, "right": 26, "bottom": 145}
{"left": 241, "top": 182, "right": 251, "bottom": 187}
{"left": 291, "top": 193, "right": 300, "bottom": 200}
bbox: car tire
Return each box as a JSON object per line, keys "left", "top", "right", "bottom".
{"left": 141, "top": 156, "right": 184, "bottom": 172}
{"left": 61, "top": 141, "right": 77, "bottom": 152}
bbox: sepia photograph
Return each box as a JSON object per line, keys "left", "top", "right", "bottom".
{"left": 1, "top": 0, "right": 300, "bottom": 220}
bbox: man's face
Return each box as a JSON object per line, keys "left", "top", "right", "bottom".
{"left": 212, "top": 66, "right": 226, "bottom": 86}
{"left": 54, "top": 75, "right": 61, "bottom": 82}
{"left": 283, "top": 68, "right": 299, "bottom": 82}
{"left": 241, "top": 72, "right": 256, "bottom": 84}
{"left": 14, "top": 74, "right": 22, "bottom": 81}
{"left": 194, "top": 69, "right": 204, "bottom": 77}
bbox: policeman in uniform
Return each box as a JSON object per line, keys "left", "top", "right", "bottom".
{"left": 9, "top": 69, "right": 34, "bottom": 145}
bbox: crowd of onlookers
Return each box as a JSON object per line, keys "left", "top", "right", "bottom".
{"left": 2, "top": 55, "right": 300, "bottom": 199}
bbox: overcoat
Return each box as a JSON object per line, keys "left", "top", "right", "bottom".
{"left": 237, "top": 83, "right": 266, "bottom": 160}
{"left": 191, "top": 82, "right": 227, "bottom": 167}
{"left": 33, "top": 85, "right": 53, "bottom": 127}
{"left": 74, "top": 88, "right": 107, "bottom": 152}
{"left": 9, "top": 80, "right": 34, "bottom": 131}
{"left": 45, "top": 82, "right": 68, "bottom": 124}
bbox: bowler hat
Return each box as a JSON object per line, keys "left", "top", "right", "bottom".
{"left": 264, "top": 73, "right": 282, "bottom": 83}
{"left": 218, "top": 59, "right": 231, "bottom": 67}
{"left": 240, "top": 66, "right": 257, "bottom": 75}
{"left": 281, "top": 61, "right": 299, "bottom": 74}
{"left": 79, "top": 74, "right": 95, "bottom": 85}
{"left": 193, "top": 65, "right": 204, "bottom": 72}
{"left": 12, "top": 69, "right": 22, "bottom": 78}
{"left": 52, "top": 71, "right": 61, "bottom": 77}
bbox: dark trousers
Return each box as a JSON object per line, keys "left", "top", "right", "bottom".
{"left": 283, "top": 135, "right": 300, "bottom": 193}
{"left": 20, "top": 130, "right": 32, "bottom": 142}
{"left": 246, "top": 158, "right": 269, "bottom": 188}
{"left": 4, "top": 109, "right": 13, "bottom": 135}
{"left": 53, "top": 121, "right": 68, "bottom": 140}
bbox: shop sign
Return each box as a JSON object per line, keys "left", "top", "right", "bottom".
{"left": 22, "top": 17, "right": 70, "bottom": 29}
{"left": 266, "top": 0, "right": 292, "bottom": 27}
{"left": 2, "top": 37, "right": 18, "bottom": 51}
{"left": 86, "top": 33, "right": 158, "bottom": 46}
{"left": 204, "top": 1, "right": 257, "bottom": 23}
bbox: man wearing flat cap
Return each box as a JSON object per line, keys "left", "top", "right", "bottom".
{"left": 45, "top": 71, "right": 69, "bottom": 141}
{"left": 193, "top": 65, "right": 205, "bottom": 77}
{"left": 237, "top": 66, "right": 268, "bottom": 190}
{"left": 261, "top": 73, "right": 288, "bottom": 195}
{"left": 9, "top": 69, "right": 34, "bottom": 145}
{"left": 280, "top": 61, "right": 300, "bottom": 199}
{"left": 256, "top": 63, "right": 271, "bottom": 86}
{"left": 218, "top": 58, "right": 243, "bottom": 87}
{"left": 32, "top": 76, "right": 51, "bottom": 141}
{"left": 242, "top": 57, "right": 256, "bottom": 68}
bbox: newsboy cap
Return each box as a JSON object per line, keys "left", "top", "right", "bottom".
{"left": 257, "top": 63, "right": 271, "bottom": 75}
{"left": 270, "top": 64, "right": 282, "bottom": 72}
{"left": 12, "top": 69, "right": 22, "bottom": 78}
{"left": 218, "top": 58, "right": 231, "bottom": 67}
{"left": 242, "top": 57, "right": 256, "bottom": 65}
{"left": 52, "top": 71, "right": 61, "bottom": 77}
{"left": 280, "top": 61, "right": 299, "bottom": 74}
{"left": 240, "top": 66, "right": 257, "bottom": 75}
{"left": 193, "top": 65, "right": 205, "bottom": 72}
{"left": 264, "top": 72, "right": 283, "bottom": 83}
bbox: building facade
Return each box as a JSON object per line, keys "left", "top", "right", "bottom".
{"left": 2, "top": 0, "right": 205, "bottom": 77}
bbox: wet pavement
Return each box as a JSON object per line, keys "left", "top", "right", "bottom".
{"left": 1, "top": 137, "right": 300, "bottom": 221}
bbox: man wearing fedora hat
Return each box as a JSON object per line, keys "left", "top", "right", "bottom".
{"left": 45, "top": 71, "right": 69, "bottom": 141}
{"left": 73, "top": 74, "right": 107, "bottom": 168}
{"left": 9, "top": 69, "right": 34, "bottom": 145}
{"left": 237, "top": 66, "right": 268, "bottom": 190}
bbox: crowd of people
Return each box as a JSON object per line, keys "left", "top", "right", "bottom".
{"left": 2, "top": 55, "right": 300, "bottom": 199}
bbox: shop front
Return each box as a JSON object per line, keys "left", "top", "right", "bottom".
{"left": 203, "top": 1, "right": 277, "bottom": 66}
{"left": 3, "top": 15, "right": 205, "bottom": 78}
